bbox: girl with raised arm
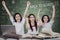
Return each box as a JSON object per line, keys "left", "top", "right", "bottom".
{"left": 38, "top": 5, "right": 60, "bottom": 37}
{"left": 2, "top": 1, "right": 30, "bottom": 35}
{"left": 26, "top": 7, "right": 41, "bottom": 35}
{"left": 26, "top": 14, "right": 38, "bottom": 35}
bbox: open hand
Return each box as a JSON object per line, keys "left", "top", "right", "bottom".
{"left": 27, "top": 1, "right": 30, "bottom": 7}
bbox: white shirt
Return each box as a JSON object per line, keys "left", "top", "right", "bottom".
{"left": 27, "top": 27, "right": 39, "bottom": 35}
{"left": 41, "top": 20, "right": 54, "bottom": 32}
{"left": 10, "top": 16, "right": 25, "bottom": 35}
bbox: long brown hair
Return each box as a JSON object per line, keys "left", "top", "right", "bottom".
{"left": 13, "top": 13, "right": 22, "bottom": 22}
{"left": 28, "top": 14, "right": 37, "bottom": 31}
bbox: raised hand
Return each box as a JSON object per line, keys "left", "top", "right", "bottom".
{"left": 23, "top": 1, "right": 30, "bottom": 18}
{"left": 2, "top": 0, "right": 12, "bottom": 17}
{"left": 38, "top": 9, "right": 41, "bottom": 13}
{"left": 51, "top": 4, "right": 55, "bottom": 21}
{"left": 52, "top": 5, "right": 55, "bottom": 10}
{"left": 27, "top": 1, "right": 30, "bottom": 7}
{"left": 2, "top": 1, "right": 5, "bottom": 6}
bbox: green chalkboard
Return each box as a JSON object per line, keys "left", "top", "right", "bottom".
{"left": 0, "top": 0, "right": 60, "bottom": 34}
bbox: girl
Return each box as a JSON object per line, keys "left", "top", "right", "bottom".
{"left": 26, "top": 9, "right": 41, "bottom": 35}
{"left": 38, "top": 4, "right": 60, "bottom": 37}
{"left": 2, "top": 1, "right": 30, "bottom": 35}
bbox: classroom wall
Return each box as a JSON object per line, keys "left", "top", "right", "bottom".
{"left": 0, "top": 0, "right": 60, "bottom": 36}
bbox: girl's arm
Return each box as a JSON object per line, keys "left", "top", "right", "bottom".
{"left": 37, "top": 9, "right": 42, "bottom": 26}
{"left": 23, "top": 1, "right": 30, "bottom": 18}
{"left": 51, "top": 5, "right": 55, "bottom": 21}
{"left": 26, "top": 18, "right": 30, "bottom": 29}
{"left": 2, "top": 1, "right": 12, "bottom": 17}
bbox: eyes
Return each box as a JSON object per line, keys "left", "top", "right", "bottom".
{"left": 43, "top": 16, "right": 48, "bottom": 19}
{"left": 16, "top": 14, "right": 20, "bottom": 17}
{"left": 30, "top": 17, "right": 34, "bottom": 18}
{"left": 30, "top": 15, "right": 34, "bottom": 18}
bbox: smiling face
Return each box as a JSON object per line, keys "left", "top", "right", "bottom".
{"left": 15, "top": 14, "right": 21, "bottom": 22}
{"left": 28, "top": 14, "right": 35, "bottom": 22}
{"left": 43, "top": 16, "right": 48, "bottom": 23}
{"left": 29, "top": 15, "right": 35, "bottom": 21}
{"left": 14, "top": 13, "right": 22, "bottom": 22}
{"left": 42, "top": 15, "right": 50, "bottom": 23}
